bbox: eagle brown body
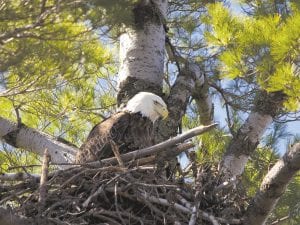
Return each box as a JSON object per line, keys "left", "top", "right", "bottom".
{"left": 75, "top": 92, "right": 168, "bottom": 164}
{"left": 75, "top": 111, "right": 155, "bottom": 163}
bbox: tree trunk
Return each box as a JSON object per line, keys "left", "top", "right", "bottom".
{"left": 117, "top": 0, "right": 168, "bottom": 105}
{"left": 220, "top": 91, "right": 286, "bottom": 178}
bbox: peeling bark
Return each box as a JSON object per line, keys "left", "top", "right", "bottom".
{"left": 220, "top": 91, "right": 286, "bottom": 178}
{"left": 0, "top": 116, "right": 77, "bottom": 165}
{"left": 243, "top": 142, "right": 300, "bottom": 225}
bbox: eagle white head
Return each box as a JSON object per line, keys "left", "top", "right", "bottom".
{"left": 124, "top": 92, "right": 168, "bottom": 122}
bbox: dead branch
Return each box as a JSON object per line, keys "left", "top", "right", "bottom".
{"left": 243, "top": 142, "right": 300, "bottom": 225}
{"left": 88, "top": 124, "right": 217, "bottom": 167}
{"left": 0, "top": 142, "right": 194, "bottom": 183}
{"left": 189, "top": 167, "right": 203, "bottom": 225}
{"left": 110, "top": 141, "right": 125, "bottom": 167}
{"left": 270, "top": 215, "right": 290, "bottom": 225}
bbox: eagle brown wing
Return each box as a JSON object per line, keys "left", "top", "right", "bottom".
{"left": 75, "top": 111, "right": 155, "bottom": 163}
{"left": 75, "top": 111, "right": 131, "bottom": 163}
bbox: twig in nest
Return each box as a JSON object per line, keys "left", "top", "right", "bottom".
{"left": 114, "top": 181, "right": 126, "bottom": 225}
{"left": 140, "top": 191, "right": 192, "bottom": 214}
{"left": 110, "top": 140, "right": 125, "bottom": 168}
{"left": 189, "top": 167, "right": 202, "bottom": 225}
{"left": 0, "top": 172, "right": 40, "bottom": 181}
{"left": 82, "top": 173, "right": 123, "bottom": 208}
{"left": 39, "top": 149, "right": 51, "bottom": 214}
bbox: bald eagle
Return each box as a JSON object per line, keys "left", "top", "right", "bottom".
{"left": 75, "top": 92, "right": 168, "bottom": 163}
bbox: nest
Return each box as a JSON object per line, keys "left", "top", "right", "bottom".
{"left": 0, "top": 163, "right": 246, "bottom": 225}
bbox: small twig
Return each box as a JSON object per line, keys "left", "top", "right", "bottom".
{"left": 82, "top": 174, "right": 123, "bottom": 208}
{"left": 270, "top": 215, "right": 290, "bottom": 225}
{"left": 8, "top": 164, "right": 42, "bottom": 170}
{"left": 0, "top": 172, "right": 40, "bottom": 181}
{"left": 140, "top": 191, "right": 192, "bottom": 214}
{"left": 38, "top": 149, "right": 51, "bottom": 214}
{"left": 111, "top": 141, "right": 125, "bottom": 168}
{"left": 189, "top": 167, "right": 205, "bottom": 225}
{"left": 114, "top": 181, "right": 126, "bottom": 225}
{"left": 0, "top": 188, "right": 32, "bottom": 205}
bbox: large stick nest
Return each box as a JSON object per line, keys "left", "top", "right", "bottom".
{"left": 0, "top": 163, "right": 246, "bottom": 225}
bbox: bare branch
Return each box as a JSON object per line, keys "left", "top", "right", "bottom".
{"left": 88, "top": 124, "right": 217, "bottom": 167}
{"left": 243, "top": 142, "right": 300, "bottom": 225}
{"left": 110, "top": 141, "right": 125, "bottom": 167}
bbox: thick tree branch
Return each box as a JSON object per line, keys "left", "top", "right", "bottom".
{"left": 0, "top": 116, "right": 77, "bottom": 165}
{"left": 220, "top": 91, "right": 286, "bottom": 178}
{"left": 193, "top": 79, "right": 213, "bottom": 125}
{"left": 157, "top": 63, "right": 205, "bottom": 142}
{"left": 243, "top": 142, "right": 300, "bottom": 225}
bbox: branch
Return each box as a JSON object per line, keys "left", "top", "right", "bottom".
{"left": 220, "top": 91, "right": 286, "bottom": 179}
{"left": 158, "top": 63, "right": 205, "bottom": 141}
{"left": 0, "top": 116, "right": 77, "bottom": 166}
{"left": 192, "top": 78, "right": 213, "bottom": 126}
{"left": 0, "top": 172, "right": 40, "bottom": 181}
{"left": 88, "top": 124, "right": 217, "bottom": 167}
{"left": 243, "top": 142, "right": 300, "bottom": 225}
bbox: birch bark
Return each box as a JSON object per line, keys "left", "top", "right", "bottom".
{"left": 220, "top": 91, "right": 286, "bottom": 178}
{"left": 243, "top": 142, "right": 300, "bottom": 225}
{"left": 117, "top": 0, "right": 168, "bottom": 105}
{"left": 0, "top": 116, "right": 76, "bottom": 165}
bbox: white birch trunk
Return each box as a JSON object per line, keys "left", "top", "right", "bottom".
{"left": 0, "top": 116, "right": 77, "bottom": 165}
{"left": 117, "top": 0, "right": 168, "bottom": 104}
{"left": 220, "top": 91, "right": 285, "bottom": 179}
{"left": 243, "top": 142, "right": 300, "bottom": 225}
{"left": 119, "top": 24, "right": 165, "bottom": 86}
{"left": 221, "top": 112, "right": 273, "bottom": 177}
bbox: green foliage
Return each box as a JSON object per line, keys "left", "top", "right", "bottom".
{"left": 243, "top": 147, "right": 279, "bottom": 196}
{"left": 204, "top": 3, "right": 300, "bottom": 111}
{"left": 0, "top": 0, "right": 116, "bottom": 168}
{"left": 195, "top": 129, "right": 230, "bottom": 164}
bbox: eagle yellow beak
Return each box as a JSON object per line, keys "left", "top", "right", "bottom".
{"left": 161, "top": 108, "right": 169, "bottom": 120}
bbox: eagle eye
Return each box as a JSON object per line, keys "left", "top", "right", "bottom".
{"left": 153, "top": 100, "right": 160, "bottom": 105}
